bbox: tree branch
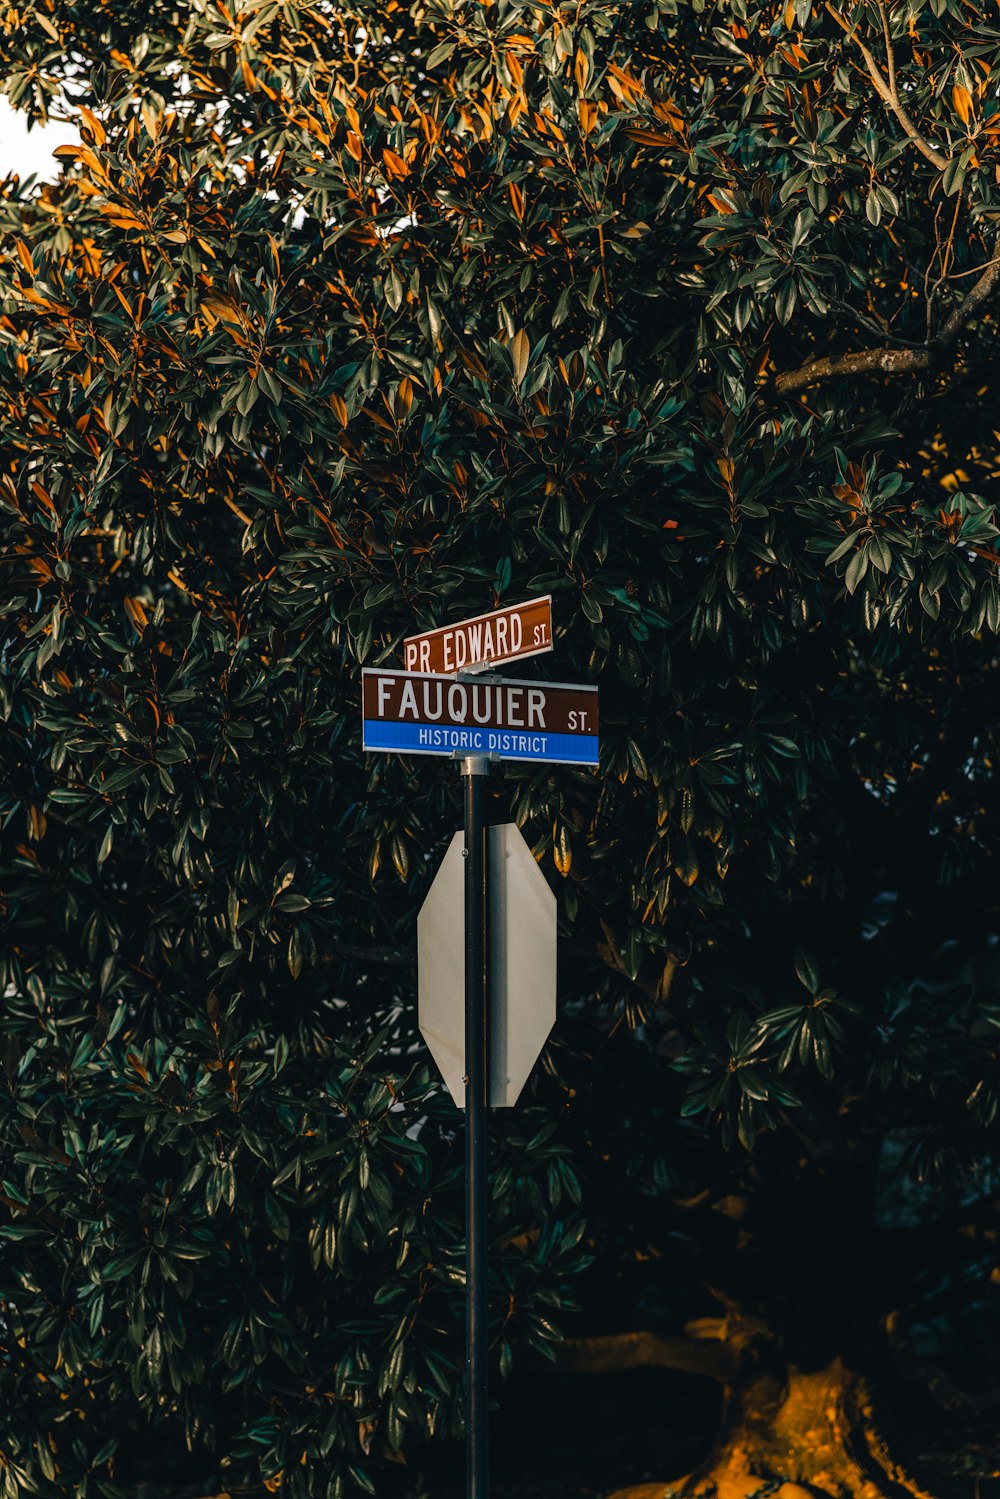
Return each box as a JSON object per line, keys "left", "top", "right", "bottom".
{"left": 825, "top": 3, "right": 949, "bottom": 174}
{"left": 549, "top": 1330, "right": 739, "bottom": 1383}
{"left": 936, "top": 255, "right": 1000, "bottom": 347}
{"left": 825, "top": 293, "right": 928, "bottom": 351}
{"left": 775, "top": 252, "right": 1000, "bottom": 395}
{"left": 876, "top": 0, "right": 895, "bottom": 100}
{"left": 774, "top": 346, "right": 930, "bottom": 396}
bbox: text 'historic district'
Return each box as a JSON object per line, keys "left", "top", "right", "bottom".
{"left": 362, "top": 669, "right": 599, "bottom": 766}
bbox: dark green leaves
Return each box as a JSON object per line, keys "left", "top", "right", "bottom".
{"left": 4, "top": 0, "right": 1000, "bottom": 1492}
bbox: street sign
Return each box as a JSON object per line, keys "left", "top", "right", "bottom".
{"left": 418, "top": 824, "right": 557, "bottom": 1108}
{"left": 361, "top": 590, "right": 595, "bottom": 1499}
{"left": 361, "top": 669, "right": 599, "bottom": 766}
{"left": 404, "top": 595, "right": 552, "bottom": 675}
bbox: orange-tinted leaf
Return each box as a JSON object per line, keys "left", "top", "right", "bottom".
{"left": 30, "top": 481, "right": 55, "bottom": 515}
{"left": 124, "top": 597, "right": 148, "bottom": 634}
{"left": 511, "top": 329, "right": 530, "bottom": 386}
{"left": 554, "top": 823, "right": 572, "bottom": 876}
{"left": 79, "top": 104, "right": 107, "bottom": 146}
{"left": 459, "top": 348, "right": 488, "bottom": 381}
{"left": 623, "top": 126, "right": 673, "bottom": 148}
{"left": 393, "top": 377, "right": 413, "bottom": 420}
{"left": 382, "top": 148, "right": 408, "bottom": 180}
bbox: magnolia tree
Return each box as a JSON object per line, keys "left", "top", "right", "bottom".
{"left": 2, "top": 0, "right": 1000, "bottom": 1495}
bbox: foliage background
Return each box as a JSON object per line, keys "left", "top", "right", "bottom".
{"left": 2, "top": 0, "right": 1000, "bottom": 1493}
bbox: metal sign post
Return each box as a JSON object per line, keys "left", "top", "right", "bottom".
{"left": 361, "top": 598, "right": 597, "bottom": 1499}
{"left": 462, "top": 755, "right": 490, "bottom": 1499}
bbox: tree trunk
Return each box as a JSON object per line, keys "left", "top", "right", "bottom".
{"left": 698, "top": 1357, "right": 934, "bottom": 1499}
{"left": 607, "top": 1356, "right": 937, "bottom": 1499}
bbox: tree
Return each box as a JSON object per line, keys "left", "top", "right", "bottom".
{"left": 2, "top": 0, "right": 1000, "bottom": 1495}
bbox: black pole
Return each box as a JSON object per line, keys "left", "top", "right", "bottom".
{"left": 462, "top": 754, "right": 490, "bottom": 1499}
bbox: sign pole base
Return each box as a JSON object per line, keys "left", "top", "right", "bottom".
{"left": 462, "top": 754, "right": 490, "bottom": 1499}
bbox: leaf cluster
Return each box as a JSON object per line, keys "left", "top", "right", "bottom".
{"left": 4, "top": 0, "right": 1000, "bottom": 1490}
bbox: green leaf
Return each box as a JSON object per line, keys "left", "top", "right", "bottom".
{"left": 97, "top": 824, "right": 113, "bottom": 866}
{"left": 844, "top": 544, "right": 869, "bottom": 595}
{"left": 794, "top": 948, "right": 819, "bottom": 992}
{"left": 942, "top": 153, "right": 967, "bottom": 196}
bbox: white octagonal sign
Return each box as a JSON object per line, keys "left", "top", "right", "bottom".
{"left": 418, "top": 823, "right": 557, "bottom": 1108}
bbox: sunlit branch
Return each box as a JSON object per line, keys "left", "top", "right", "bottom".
{"left": 825, "top": 2, "right": 950, "bottom": 175}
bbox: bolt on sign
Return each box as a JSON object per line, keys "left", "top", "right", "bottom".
{"left": 403, "top": 595, "right": 553, "bottom": 675}
{"left": 361, "top": 669, "right": 599, "bottom": 765}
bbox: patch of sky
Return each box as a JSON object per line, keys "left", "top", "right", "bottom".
{"left": 0, "top": 96, "right": 79, "bottom": 183}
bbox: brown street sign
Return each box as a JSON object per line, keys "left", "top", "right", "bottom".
{"left": 362, "top": 668, "right": 598, "bottom": 766}
{"left": 403, "top": 595, "right": 553, "bottom": 675}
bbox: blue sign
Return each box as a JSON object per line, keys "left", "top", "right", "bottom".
{"left": 362, "top": 670, "right": 599, "bottom": 767}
